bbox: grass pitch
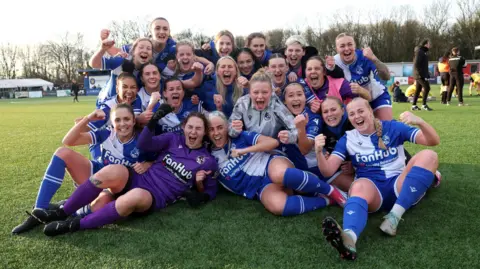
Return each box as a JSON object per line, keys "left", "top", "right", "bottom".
{"left": 1, "top": 87, "right": 479, "bottom": 268}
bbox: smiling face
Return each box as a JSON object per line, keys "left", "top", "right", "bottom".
{"left": 208, "top": 115, "right": 228, "bottom": 148}
{"left": 151, "top": 19, "right": 170, "bottom": 45}
{"left": 117, "top": 77, "right": 138, "bottom": 104}
{"left": 346, "top": 99, "right": 375, "bottom": 134}
{"left": 336, "top": 36, "right": 356, "bottom": 64}
{"left": 176, "top": 44, "right": 194, "bottom": 72}
{"left": 250, "top": 81, "right": 272, "bottom": 111}
{"left": 164, "top": 80, "right": 184, "bottom": 108}
{"left": 217, "top": 58, "right": 237, "bottom": 86}
{"left": 285, "top": 43, "right": 305, "bottom": 67}
{"left": 306, "top": 58, "right": 325, "bottom": 89}
{"left": 132, "top": 40, "right": 153, "bottom": 66}
{"left": 141, "top": 64, "right": 160, "bottom": 90}
{"left": 321, "top": 98, "right": 344, "bottom": 127}
{"left": 183, "top": 116, "right": 206, "bottom": 149}
{"left": 216, "top": 35, "right": 233, "bottom": 57}
{"left": 237, "top": 51, "right": 254, "bottom": 76}
{"left": 267, "top": 57, "right": 288, "bottom": 86}
{"left": 111, "top": 107, "right": 135, "bottom": 140}
{"left": 249, "top": 37, "right": 266, "bottom": 59}
{"left": 284, "top": 84, "right": 306, "bottom": 115}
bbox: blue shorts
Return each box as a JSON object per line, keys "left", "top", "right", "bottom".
{"left": 367, "top": 176, "right": 399, "bottom": 212}
{"left": 90, "top": 160, "right": 105, "bottom": 176}
{"left": 255, "top": 155, "right": 293, "bottom": 200}
{"left": 370, "top": 91, "right": 392, "bottom": 111}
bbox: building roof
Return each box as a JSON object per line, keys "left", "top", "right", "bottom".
{"left": 0, "top": 78, "right": 54, "bottom": 89}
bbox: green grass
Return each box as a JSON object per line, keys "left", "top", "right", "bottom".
{"left": 1, "top": 87, "right": 480, "bottom": 269}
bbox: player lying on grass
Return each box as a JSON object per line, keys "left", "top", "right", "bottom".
{"left": 31, "top": 108, "right": 218, "bottom": 236}
{"left": 315, "top": 97, "right": 440, "bottom": 260}
{"left": 12, "top": 103, "right": 151, "bottom": 234}
{"left": 281, "top": 84, "right": 354, "bottom": 192}
{"left": 207, "top": 110, "right": 346, "bottom": 216}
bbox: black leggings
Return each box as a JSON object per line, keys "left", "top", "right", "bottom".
{"left": 448, "top": 73, "right": 464, "bottom": 103}
{"left": 440, "top": 72, "right": 449, "bottom": 103}
{"left": 413, "top": 78, "right": 431, "bottom": 106}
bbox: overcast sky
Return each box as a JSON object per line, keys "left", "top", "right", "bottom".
{"left": 1, "top": 0, "right": 455, "bottom": 49}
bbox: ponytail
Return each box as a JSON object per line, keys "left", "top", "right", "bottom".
{"left": 374, "top": 118, "right": 387, "bottom": 150}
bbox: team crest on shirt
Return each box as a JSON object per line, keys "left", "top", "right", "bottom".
{"left": 355, "top": 66, "right": 364, "bottom": 75}
{"left": 264, "top": 112, "right": 272, "bottom": 121}
{"left": 196, "top": 156, "right": 205, "bottom": 164}
{"left": 382, "top": 135, "right": 390, "bottom": 146}
{"left": 130, "top": 148, "right": 140, "bottom": 158}
{"left": 183, "top": 111, "right": 191, "bottom": 118}
{"left": 248, "top": 114, "right": 252, "bottom": 120}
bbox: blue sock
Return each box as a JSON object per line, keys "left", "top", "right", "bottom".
{"left": 34, "top": 155, "right": 66, "bottom": 209}
{"left": 343, "top": 196, "right": 369, "bottom": 237}
{"left": 283, "top": 168, "right": 332, "bottom": 195}
{"left": 395, "top": 166, "right": 434, "bottom": 211}
{"left": 282, "top": 195, "right": 328, "bottom": 216}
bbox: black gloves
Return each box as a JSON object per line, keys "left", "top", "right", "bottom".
{"left": 147, "top": 103, "right": 173, "bottom": 132}
{"left": 184, "top": 189, "right": 210, "bottom": 208}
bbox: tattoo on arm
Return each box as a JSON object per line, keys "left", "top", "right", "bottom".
{"left": 372, "top": 58, "right": 391, "bottom": 80}
{"left": 89, "top": 177, "right": 103, "bottom": 186}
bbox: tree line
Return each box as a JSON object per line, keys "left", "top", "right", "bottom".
{"left": 1, "top": 0, "right": 479, "bottom": 84}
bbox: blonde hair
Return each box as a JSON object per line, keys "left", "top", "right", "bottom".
{"left": 250, "top": 68, "right": 273, "bottom": 87}
{"left": 208, "top": 110, "right": 228, "bottom": 125}
{"left": 215, "top": 30, "right": 235, "bottom": 48}
{"left": 285, "top": 35, "right": 307, "bottom": 47}
{"left": 216, "top": 56, "right": 243, "bottom": 104}
{"left": 175, "top": 40, "right": 195, "bottom": 74}
{"left": 347, "top": 98, "right": 387, "bottom": 150}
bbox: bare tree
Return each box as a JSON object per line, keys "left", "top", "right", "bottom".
{"left": 454, "top": 0, "right": 480, "bottom": 58}
{"left": 108, "top": 17, "right": 151, "bottom": 46}
{"left": 0, "top": 43, "right": 18, "bottom": 79}
{"left": 423, "top": 0, "right": 451, "bottom": 35}
{"left": 42, "top": 32, "right": 90, "bottom": 82}
{"left": 235, "top": 36, "right": 245, "bottom": 48}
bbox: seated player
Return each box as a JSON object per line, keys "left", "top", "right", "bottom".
{"left": 208, "top": 111, "right": 347, "bottom": 217}
{"left": 32, "top": 108, "right": 218, "bottom": 236}
{"left": 469, "top": 72, "right": 480, "bottom": 96}
{"left": 12, "top": 104, "right": 150, "bottom": 234}
{"left": 315, "top": 97, "right": 440, "bottom": 260}
{"left": 153, "top": 77, "right": 206, "bottom": 135}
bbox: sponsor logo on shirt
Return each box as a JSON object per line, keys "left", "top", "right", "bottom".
{"left": 162, "top": 154, "right": 193, "bottom": 183}
{"left": 220, "top": 155, "right": 246, "bottom": 179}
{"left": 351, "top": 76, "right": 370, "bottom": 86}
{"left": 354, "top": 147, "right": 398, "bottom": 166}
{"left": 103, "top": 150, "right": 134, "bottom": 167}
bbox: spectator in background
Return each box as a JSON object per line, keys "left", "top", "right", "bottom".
{"left": 412, "top": 39, "right": 433, "bottom": 111}
{"left": 390, "top": 81, "right": 408, "bottom": 103}
{"left": 469, "top": 72, "right": 480, "bottom": 96}
{"left": 448, "top": 47, "right": 467, "bottom": 106}
{"left": 72, "top": 79, "right": 79, "bottom": 103}
{"left": 438, "top": 51, "right": 450, "bottom": 104}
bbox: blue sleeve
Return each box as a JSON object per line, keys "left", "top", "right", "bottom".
{"left": 87, "top": 105, "right": 110, "bottom": 131}
{"left": 331, "top": 135, "right": 348, "bottom": 161}
{"left": 367, "top": 59, "right": 378, "bottom": 77}
{"left": 88, "top": 129, "right": 111, "bottom": 145}
{"left": 306, "top": 112, "right": 321, "bottom": 141}
{"left": 299, "top": 78, "right": 315, "bottom": 104}
{"left": 102, "top": 57, "right": 124, "bottom": 70}
{"left": 390, "top": 121, "right": 420, "bottom": 144}
{"left": 240, "top": 131, "right": 261, "bottom": 146}
{"left": 132, "top": 98, "right": 143, "bottom": 115}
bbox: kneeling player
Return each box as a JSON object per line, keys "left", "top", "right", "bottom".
{"left": 315, "top": 98, "right": 440, "bottom": 260}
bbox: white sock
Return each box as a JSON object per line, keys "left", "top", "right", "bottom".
{"left": 343, "top": 229, "right": 358, "bottom": 244}
{"left": 390, "top": 204, "right": 406, "bottom": 218}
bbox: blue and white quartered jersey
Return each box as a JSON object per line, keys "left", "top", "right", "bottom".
{"left": 121, "top": 38, "right": 176, "bottom": 75}
{"left": 332, "top": 120, "right": 419, "bottom": 181}
{"left": 137, "top": 87, "right": 165, "bottom": 111}
{"left": 153, "top": 99, "right": 205, "bottom": 134}
{"left": 96, "top": 57, "right": 140, "bottom": 107}
{"left": 89, "top": 128, "right": 143, "bottom": 167}
{"left": 88, "top": 95, "right": 142, "bottom": 131}
{"left": 334, "top": 49, "right": 387, "bottom": 101}
{"left": 212, "top": 131, "right": 271, "bottom": 199}
{"left": 280, "top": 108, "right": 321, "bottom": 169}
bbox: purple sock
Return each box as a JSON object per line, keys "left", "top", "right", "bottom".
{"left": 79, "top": 201, "right": 125, "bottom": 230}
{"left": 63, "top": 179, "right": 102, "bottom": 215}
